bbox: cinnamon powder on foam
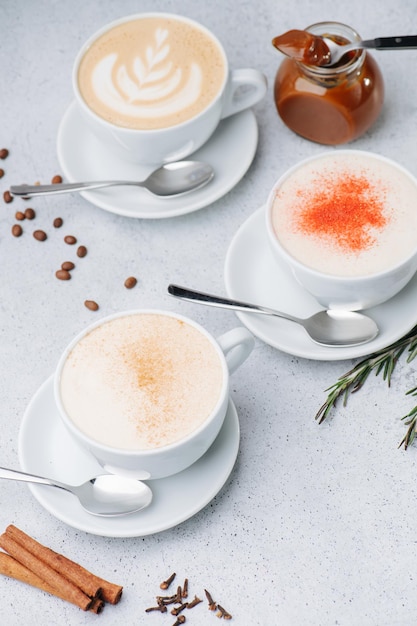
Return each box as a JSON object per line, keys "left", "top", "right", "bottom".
{"left": 61, "top": 316, "right": 223, "bottom": 450}
{"left": 293, "top": 169, "right": 390, "bottom": 253}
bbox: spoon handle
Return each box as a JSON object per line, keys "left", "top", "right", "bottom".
{"left": 168, "top": 284, "right": 301, "bottom": 324}
{"left": 0, "top": 466, "right": 67, "bottom": 490}
{"left": 10, "top": 181, "right": 141, "bottom": 197}
{"left": 364, "top": 35, "right": 417, "bottom": 50}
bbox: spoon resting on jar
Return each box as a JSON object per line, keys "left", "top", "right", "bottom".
{"left": 168, "top": 284, "right": 379, "bottom": 347}
{"left": 272, "top": 30, "right": 417, "bottom": 67}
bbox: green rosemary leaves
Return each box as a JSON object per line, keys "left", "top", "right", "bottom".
{"left": 315, "top": 324, "right": 417, "bottom": 449}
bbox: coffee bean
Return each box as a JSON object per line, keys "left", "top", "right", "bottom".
{"left": 51, "top": 174, "right": 62, "bottom": 184}
{"left": 24, "top": 207, "right": 36, "bottom": 220}
{"left": 15, "top": 211, "right": 25, "bottom": 221}
{"left": 55, "top": 269, "right": 71, "bottom": 280}
{"left": 76, "top": 245, "right": 87, "bottom": 257}
{"left": 64, "top": 235, "right": 77, "bottom": 245}
{"left": 53, "top": 217, "right": 63, "bottom": 228}
{"left": 33, "top": 229, "right": 47, "bottom": 241}
{"left": 3, "top": 190, "right": 13, "bottom": 203}
{"left": 0, "top": 169, "right": 4, "bottom": 178}
{"left": 12, "top": 224, "right": 23, "bottom": 237}
{"left": 124, "top": 276, "right": 137, "bottom": 289}
{"left": 61, "top": 261, "right": 75, "bottom": 271}
{"left": 0, "top": 148, "right": 9, "bottom": 159}
{"left": 84, "top": 300, "right": 99, "bottom": 311}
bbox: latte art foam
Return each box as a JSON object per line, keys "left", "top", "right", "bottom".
{"left": 78, "top": 17, "right": 226, "bottom": 130}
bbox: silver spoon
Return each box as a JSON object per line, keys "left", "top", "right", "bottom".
{"left": 0, "top": 466, "right": 153, "bottom": 517}
{"left": 10, "top": 161, "right": 214, "bottom": 198}
{"left": 322, "top": 35, "right": 417, "bottom": 66}
{"left": 168, "top": 284, "right": 379, "bottom": 347}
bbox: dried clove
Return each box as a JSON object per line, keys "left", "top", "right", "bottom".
{"left": 160, "top": 572, "right": 176, "bottom": 590}
{"left": 205, "top": 588, "right": 217, "bottom": 611}
{"left": 145, "top": 605, "right": 167, "bottom": 613}
{"left": 187, "top": 595, "right": 202, "bottom": 609}
{"left": 216, "top": 604, "right": 232, "bottom": 620}
{"left": 157, "top": 592, "right": 180, "bottom": 606}
{"left": 171, "top": 602, "right": 188, "bottom": 616}
{"left": 182, "top": 578, "right": 188, "bottom": 598}
{"left": 172, "top": 616, "right": 186, "bottom": 626}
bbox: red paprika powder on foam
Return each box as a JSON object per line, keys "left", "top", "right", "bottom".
{"left": 296, "top": 171, "right": 389, "bottom": 253}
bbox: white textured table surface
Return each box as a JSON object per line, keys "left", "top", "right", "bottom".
{"left": 2, "top": 1, "right": 417, "bottom": 624}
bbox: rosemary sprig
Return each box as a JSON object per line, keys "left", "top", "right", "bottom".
{"left": 315, "top": 323, "right": 417, "bottom": 449}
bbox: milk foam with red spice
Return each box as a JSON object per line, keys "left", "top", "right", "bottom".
{"left": 271, "top": 152, "right": 417, "bottom": 277}
{"left": 59, "top": 314, "right": 223, "bottom": 450}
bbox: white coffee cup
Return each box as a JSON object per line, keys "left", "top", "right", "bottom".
{"left": 72, "top": 13, "right": 267, "bottom": 165}
{"left": 54, "top": 310, "right": 254, "bottom": 479}
{"left": 266, "top": 150, "right": 417, "bottom": 310}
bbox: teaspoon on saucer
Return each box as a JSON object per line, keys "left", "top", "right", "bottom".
{"left": 168, "top": 284, "right": 379, "bottom": 347}
{"left": 10, "top": 161, "right": 214, "bottom": 198}
{"left": 0, "top": 466, "right": 153, "bottom": 517}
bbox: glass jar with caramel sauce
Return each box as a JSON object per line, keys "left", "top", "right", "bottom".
{"left": 273, "top": 22, "right": 384, "bottom": 145}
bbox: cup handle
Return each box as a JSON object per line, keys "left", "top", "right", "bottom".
{"left": 220, "top": 69, "right": 267, "bottom": 119}
{"left": 216, "top": 327, "right": 255, "bottom": 375}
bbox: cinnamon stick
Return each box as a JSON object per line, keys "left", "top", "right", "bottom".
{"left": 5, "top": 525, "right": 122, "bottom": 604}
{"left": 0, "top": 535, "right": 92, "bottom": 611}
{"left": 49, "top": 551, "right": 123, "bottom": 604}
{"left": 0, "top": 552, "right": 104, "bottom": 614}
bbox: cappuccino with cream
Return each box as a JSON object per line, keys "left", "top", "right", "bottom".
{"left": 77, "top": 16, "right": 226, "bottom": 130}
{"left": 270, "top": 152, "right": 417, "bottom": 277}
{"left": 266, "top": 150, "right": 417, "bottom": 310}
{"left": 59, "top": 313, "right": 224, "bottom": 450}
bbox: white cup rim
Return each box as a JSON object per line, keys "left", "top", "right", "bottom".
{"left": 72, "top": 12, "right": 229, "bottom": 135}
{"left": 54, "top": 309, "right": 229, "bottom": 459}
{"left": 266, "top": 149, "right": 417, "bottom": 284}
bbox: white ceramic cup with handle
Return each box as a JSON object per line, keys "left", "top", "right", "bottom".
{"left": 72, "top": 12, "right": 267, "bottom": 165}
{"left": 266, "top": 150, "right": 417, "bottom": 310}
{"left": 54, "top": 310, "right": 255, "bottom": 480}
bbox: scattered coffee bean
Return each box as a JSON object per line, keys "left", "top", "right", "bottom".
{"left": 15, "top": 211, "right": 25, "bottom": 221}
{"left": 0, "top": 148, "right": 9, "bottom": 159}
{"left": 24, "top": 207, "right": 36, "bottom": 220}
{"left": 84, "top": 300, "right": 99, "bottom": 311}
{"left": 61, "top": 261, "right": 75, "bottom": 271}
{"left": 124, "top": 276, "right": 137, "bottom": 289}
{"left": 55, "top": 269, "right": 71, "bottom": 280}
{"left": 51, "top": 174, "right": 62, "bottom": 184}
{"left": 0, "top": 169, "right": 4, "bottom": 178}
{"left": 76, "top": 245, "right": 87, "bottom": 257}
{"left": 33, "top": 229, "right": 47, "bottom": 241}
{"left": 12, "top": 224, "right": 23, "bottom": 237}
{"left": 64, "top": 235, "right": 77, "bottom": 245}
{"left": 3, "top": 190, "right": 13, "bottom": 203}
{"left": 53, "top": 217, "right": 63, "bottom": 228}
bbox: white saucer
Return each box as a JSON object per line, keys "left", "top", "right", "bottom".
{"left": 57, "top": 101, "right": 258, "bottom": 219}
{"left": 18, "top": 376, "right": 239, "bottom": 537}
{"left": 224, "top": 206, "right": 417, "bottom": 361}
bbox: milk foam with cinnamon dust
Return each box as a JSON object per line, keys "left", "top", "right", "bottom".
{"left": 271, "top": 152, "right": 417, "bottom": 277}
{"left": 77, "top": 16, "right": 226, "bottom": 130}
{"left": 59, "top": 314, "right": 224, "bottom": 450}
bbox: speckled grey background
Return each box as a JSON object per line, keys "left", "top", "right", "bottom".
{"left": 2, "top": 0, "right": 417, "bottom": 624}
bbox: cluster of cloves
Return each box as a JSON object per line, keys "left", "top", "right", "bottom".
{"left": 145, "top": 573, "right": 232, "bottom": 623}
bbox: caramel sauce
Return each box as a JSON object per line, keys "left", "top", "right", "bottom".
{"left": 272, "top": 29, "right": 331, "bottom": 66}
{"left": 272, "top": 28, "right": 384, "bottom": 145}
